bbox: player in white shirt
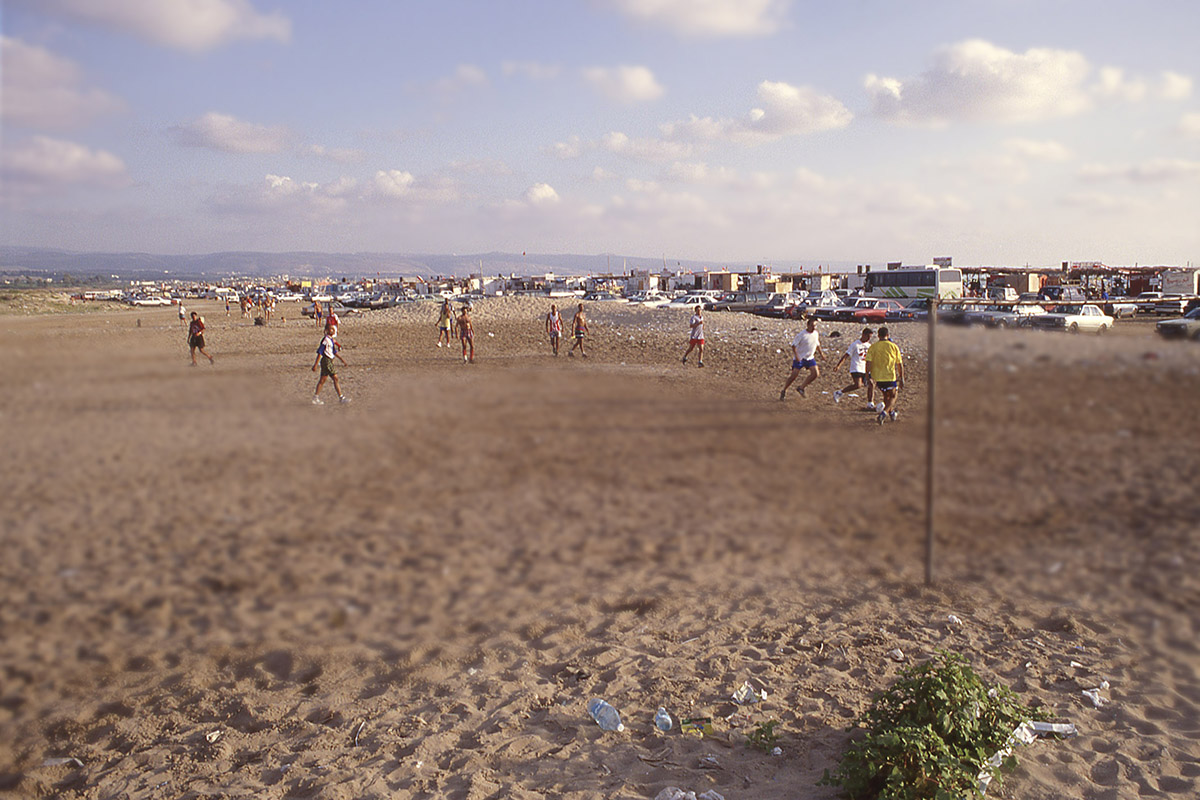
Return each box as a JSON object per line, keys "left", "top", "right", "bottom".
{"left": 779, "top": 316, "right": 824, "bottom": 400}
{"left": 832, "top": 327, "right": 875, "bottom": 407}
{"left": 681, "top": 306, "right": 705, "bottom": 367}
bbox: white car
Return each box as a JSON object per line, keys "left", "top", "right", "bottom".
{"left": 963, "top": 303, "right": 1046, "bottom": 328}
{"left": 629, "top": 291, "right": 673, "bottom": 307}
{"left": 1029, "top": 303, "right": 1114, "bottom": 334}
{"left": 664, "top": 293, "right": 714, "bottom": 309}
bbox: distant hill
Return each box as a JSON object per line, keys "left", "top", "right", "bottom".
{"left": 1, "top": 246, "right": 857, "bottom": 281}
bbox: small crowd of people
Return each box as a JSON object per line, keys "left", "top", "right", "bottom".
{"left": 184, "top": 298, "right": 906, "bottom": 423}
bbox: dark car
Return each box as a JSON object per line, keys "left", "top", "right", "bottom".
{"left": 1155, "top": 306, "right": 1200, "bottom": 340}
{"left": 751, "top": 293, "right": 800, "bottom": 317}
{"left": 709, "top": 291, "right": 772, "bottom": 312}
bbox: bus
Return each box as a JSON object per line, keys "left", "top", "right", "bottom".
{"left": 863, "top": 267, "right": 962, "bottom": 300}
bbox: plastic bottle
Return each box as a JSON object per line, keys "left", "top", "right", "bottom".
{"left": 586, "top": 698, "right": 624, "bottom": 732}
{"left": 654, "top": 707, "right": 673, "bottom": 732}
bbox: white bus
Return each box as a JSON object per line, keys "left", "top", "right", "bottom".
{"left": 863, "top": 267, "right": 962, "bottom": 300}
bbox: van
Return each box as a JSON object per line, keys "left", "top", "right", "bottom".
{"left": 1040, "top": 285, "right": 1086, "bottom": 302}
{"left": 986, "top": 286, "right": 1018, "bottom": 301}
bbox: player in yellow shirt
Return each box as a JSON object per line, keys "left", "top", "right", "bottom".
{"left": 864, "top": 326, "right": 904, "bottom": 424}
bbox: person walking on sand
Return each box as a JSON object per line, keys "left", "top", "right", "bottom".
{"left": 681, "top": 305, "right": 705, "bottom": 367}
{"left": 187, "top": 311, "right": 214, "bottom": 365}
{"left": 832, "top": 327, "right": 875, "bottom": 407}
{"left": 178, "top": 303, "right": 187, "bottom": 327}
{"left": 437, "top": 300, "right": 456, "bottom": 348}
{"left": 779, "top": 317, "right": 822, "bottom": 399}
{"left": 569, "top": 303, "right": 589, "bottom": 358}
{"left": 458, "top": 304, "right": 475, "bottom": 363}
{"left": 545, "top": 304, "right": 563, "bottom": 356}
{"left": 312, "top": 322, "right": 349, "bottom": 404}
{"left": 225, "top": 297, "right": 231, "bottom": 317}
{"left": 865, "top": 325, "right": 904, "bottom": 424}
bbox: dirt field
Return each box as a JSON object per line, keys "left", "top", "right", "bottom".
{"left": 1, "top": 297, "right": 1198, "bottom": 799}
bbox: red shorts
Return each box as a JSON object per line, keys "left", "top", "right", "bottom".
{"left": 690, "top": 337, "right": 704, "bottom": 344}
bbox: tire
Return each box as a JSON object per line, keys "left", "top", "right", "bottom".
{"left": 996, "top": 319, "right": 1009, "bottom": 329}
{"left": 1068, "top": 322, "right": 1079, "bottom": 333}
{"left": 1097, "top": 324, "right": 1108, "bottom": 335}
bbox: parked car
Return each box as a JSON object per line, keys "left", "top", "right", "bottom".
{"left": 582, "top": 291, "right": 626, "bottom": 302}
{"left": 1133, "top": 291, "right": 1163, "bottom": 313}
{"left": 628, "top": 291, "right": 672, "bottom": 307}
{"left": 1155, "top": 306, "right": 1200, "bottom": 340}
{"left": 302, "top": 301, "right": 351, "bottom": 318}
{"left": 1028, "top": 303, "right": 1114, "bottom": 334}
{"left": 1101, "top": 298, "right": 1138, "bottom": 319}
{"left": 751, "top": 293, "right": 800, "bottom": 317}
{"left": 812, "top": 298, "right": 860, "bottom": 321}
{"left": 1153, "top": 294, "right": 1193, "bottom": 315}
{"left": 831, "top": 297, "right": 908, "bottom": 323}
{"left": 801, "top": 289, "right": 841, "bottom": 309}
{"left": 1040, "top": 285, "right": 1087, "bottom": 302}
{"left": 708, "top": 291, "right": 772, "bottom": 312}
{"left": 964, "top": 303, "right": 1047, "bottom": 328}
{"left": 664, "top": 293, "right": 714, "bottom": 309}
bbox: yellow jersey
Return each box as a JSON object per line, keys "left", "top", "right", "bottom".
{"left": 866, "top": 339, "right": 902, "bottom": 382}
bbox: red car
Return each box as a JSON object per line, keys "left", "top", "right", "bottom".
{"left": 831, "top": 298, "right": 909, "bottom": 322}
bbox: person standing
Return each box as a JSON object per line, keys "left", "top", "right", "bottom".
{"left": 313, "top": 298, "right": 323, "bottom": 328}
{"left": 832, "top": 327, "right": 875, "bottom": 407}
{"left": 458, "top": 304, "right": 475, "bottom": 363}
{"left": 225, "top": 297, "right": 231, "bottom": 317}
{"left": 178, "top": 303, "right": 187, "bottom": 327}
{"left": 681, "top": 305, "right": 705, "bottom": 367}
{"left": 569, "top": 303, "right": 589, "bottom": 358}
{"left": 187, "top": 311, "right": 214, "bottom": 365}
{"left": 545, "top": 304, "right": 563, "bottom": 356}
{"left": 312, "top": 322, "right": 349, "bottom": 404}
{"left": 779, "top": 316, "right": 822, "bottom": 399}
{"left": 437, "top": 300, "right": 456, "bottom": 348}
{"left": 865, "top": 326, "right": 904, "bottom": 424}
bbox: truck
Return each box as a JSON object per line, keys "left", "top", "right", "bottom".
{"left": 1160, "top": 269, "right": 1200, "bottom": 296}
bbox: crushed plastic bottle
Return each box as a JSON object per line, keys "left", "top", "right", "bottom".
{"left": 587, "top": 698, "right": 624, "bottom": 731}
{"left": 655, "top": 707, "right": 673, "bottom": 732}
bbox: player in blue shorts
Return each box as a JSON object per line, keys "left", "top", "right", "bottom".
{"left": 779, "top": 316, "right": 824, "bottom": 400}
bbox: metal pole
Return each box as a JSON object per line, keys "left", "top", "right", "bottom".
{"left": 925, "top": 298, "right": 937, "bottom": 585}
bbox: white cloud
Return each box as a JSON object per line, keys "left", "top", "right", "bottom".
{"left": 1160, "top": 71, "right": 1193, "bottom": 100}
{"left": 866, "top": 39, "right": 1092, "bottom": 125}
{"left": 171, "top": 112, "right": 290, "bottom": 154}
{"left": 33, "top": 0, "right": 290, "bottom": 52}
{"left": 665, "top": 161, "right": 738, "bottom": 186}
{"left": 605, "top": 0, "right": 789, "bottom": 37}
{"left": 1094, "top": 67, "right": 1146, "bottom": 102}
{"left": 1, "top": 36, "right": 125, "bottom": 129}
{"left": 373, "top": 170, "right": 416, "bottom": 197}
{"left": 1004, "top": 138, "right": 1072, "bottom": 161}
{"left": 431, "top": 64, "right": 489, "bottom": 97}
{"left": 583, "top": 65, "right": 665, "bottom": 103}
{"left": 663, "top": 80, "right": 851, "bottom": 144}
{"left": 303, "top": 145, "right": 364, "bottom": 163}
{"left": 1177, "top": 112, "right": 1200, "bottom": 139}
{"left": 546, "top": 136, "right": 584, "bottom": 159}
{"left": 1079, "top": 159, "right": 1200, "bottom": 183}
{"left": 502, "top": 61, "right": 560, "bottom": 80}
{"left": 1, "top": 135, "right": 128, "bottom": 190}
{"left": 602, "top": 131, "right": 695, "bottom": 161}
{"left": 525, "top": 183, "right": 560, "bottom": 204}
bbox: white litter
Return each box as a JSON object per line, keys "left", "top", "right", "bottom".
{"left": 975, "top": 719, "right": 1077, "bottom": 796}
{"left": 888, "top": 648, "right": 905, "bottom": 662}
{"left": 1081, "top": 689, "right": 1108, "bottom": 708}
{"left": 41, "top": 757, "right": 84, "bottom": 768}
{"left": 732, "top": 681, "right": 765, "bottom": 704}
{"left": 947, "top": 614, "right": 962, "bottom": 626}
{"left": 205, "top": 730, "right": 222, "bottom": 744}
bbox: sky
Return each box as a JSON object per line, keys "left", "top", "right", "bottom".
{"left": 2, "top": 0, "right": 1199, "bottom": 268}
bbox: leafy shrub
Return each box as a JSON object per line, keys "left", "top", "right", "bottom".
{"left": 821, "top": 651, "right": 1049, "bottom": 799}
{"left": 747, "top": 719, "right": 779, "bottom": 753}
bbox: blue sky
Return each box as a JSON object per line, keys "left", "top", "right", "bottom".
{"left": 2, "top": 0, "right": 1198, "bottom": 267}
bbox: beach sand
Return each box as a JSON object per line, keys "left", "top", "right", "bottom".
{"left": 1, "top": 297, "right": 1198, "bottom": 799}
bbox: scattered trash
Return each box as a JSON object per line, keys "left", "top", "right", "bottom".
{"left": 681, "top": 717, "right": 714, "bottom": 736}
{"left": 1029, "top": 721, "right": 1077, "bottom": 737}
{"left": 654, "top": 707, "right": 673, "bottom": 732}
{"left": 977, "top": 719, "right": 1076, "bottom": 795}
{"left": 41, "top": 757, "right": 83, "bottom": 768}
{"left": 732, "top": 681, "right": 765, "bottom": 705}
{"left": 1046, "top": 561, "right": 1063, "bottom": 574}
{"left": 699, "top": 792, "right": 725, "bottom": 800}
{"left": 771, "top": 746, "right": 783, "bottom": 756}
{"left": 888, "top": 648, "right": 906, "bottom": 662}
{"left": 698, "top": 754, "right": 722, "bottom": 770}
{"left": 353, "top": 720, "right": 365, "bottom": 747}
{"left": 947, "top": 614, "right": 962, "bottom": 626}
{"left": 1081, "top": 689, "right": 1109, "bottom": 708}
{"left": 205, "top": 731, "right": 222, "bottom": 744}
{"left": 654, "top": 788, "right": 695, "bottom": 800}
{"left": 1069, "top": 660, "right": 1084, "bottom": 669}
{"left": 587, "top": 698, "right": 624, "bottom": 731}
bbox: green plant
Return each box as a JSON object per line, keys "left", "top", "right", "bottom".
{"left": 821, "top": 651, "right": 1050, "bottom": 799}
{"left": 747, "top": 719, "right": 779, "bottom": 753}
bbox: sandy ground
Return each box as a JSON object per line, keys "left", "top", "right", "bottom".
{"left": 1, "top": 296, "right": 1198, "bottom": 799}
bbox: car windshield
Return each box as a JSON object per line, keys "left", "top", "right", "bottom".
{"left": 1185, "top": 307, "right": 1200, "bottom": 319}
{"left": 1050, "top": 304, "right": 1082, "bottom": 314}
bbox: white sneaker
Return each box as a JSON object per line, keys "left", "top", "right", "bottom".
{"left": 876, "top": 401, "right": 886, "bottom": 413}
{"left": 339, "top": 396, "right": 351, "bottom": 404}
{"left": 833, "top": 390, "right": 843, "bottom": 404}
{"left": 312, "top": 395, "right": 324, "bottom": 405}
{"left": 437, "top": 341, "right": 443, "bottom": 348}
{"left": 889, "top": 410, "right": 898, "bottom": 422}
